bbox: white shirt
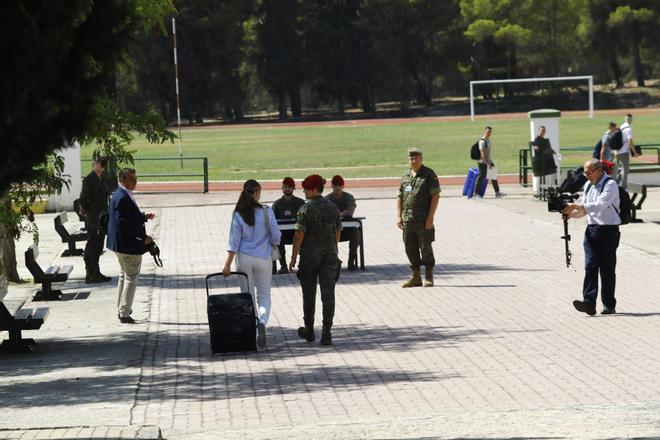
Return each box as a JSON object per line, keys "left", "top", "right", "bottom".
{"left": 581, "top": 175, "right": 621, "bottom": 226}
{"left": 619, "top": 122, "right": 633, "bottom": 155}
{"left": 478, "top": 138, "right": 491, "bottom": 164}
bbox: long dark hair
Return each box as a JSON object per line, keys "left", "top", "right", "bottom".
{"left": 234, "top": 179, "right": 262, "bottom": 226}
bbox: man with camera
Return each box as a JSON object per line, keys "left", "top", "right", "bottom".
{"left": 561, "top": 159, "right": 621, "bottom": 316}
{"left": 107, "top": 168, "right": 155, "bottom": 324}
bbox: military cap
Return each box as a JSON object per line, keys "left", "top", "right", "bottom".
{"left": 302, "top": 174, "right": 326, "bottom": 190}
{"left": 282, "top": 177, "right": 295, "bottom": 187}
{"left": 331, "top": 175, "right": 344, "bottom": 186}
{"left": 407, "top": 147, "right": 423, "bottom": 157}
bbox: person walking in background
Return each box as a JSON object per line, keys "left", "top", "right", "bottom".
{"left": 615, "top": 114, "right": 637, "bottom": 189}
{"left": 289, "top": 174, "right": 342, "bottom": 346}
{"left": 597, "top": 122, "right": 619, "bottom": 177}
{"left": 531, "top": 125, "right": 558, "bottom": 198}
{"left": 562, "top": 159, "right": 621, "bottom": 316}
{"left": 326, "top": 175, "right": 359, "bottom": 271}
{"left": 396, "top": 147, "right": 440, "bottom": 288}
{"left": 223, "top": 179, "right": 281, "bottom": 348}
{"left": 271, "top": 177, "right": 305, "bottom": 275}
{"left": 107, "top": 168, "right": 155, "bottom": 324}
{"left": 79, "top": 157, "right": 111, "bottom": 284}
{"left": 474, "top": 126, "right": 506, "bottom": 199}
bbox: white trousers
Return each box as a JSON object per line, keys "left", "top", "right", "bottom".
{"left": 116, "top": 252, "right": 142, "bottom": 318}
{"left": 235, "top": 253, "right": 273, "bottom": 325}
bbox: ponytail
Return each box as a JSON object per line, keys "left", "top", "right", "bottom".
{"left": 234, "top": 179, "right": 262, "bottom": 225}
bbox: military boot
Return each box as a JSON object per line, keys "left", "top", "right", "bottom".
{"left": 320, "top": 325, "right": 332, "bottom": 346}
{"left": 402, "top": 268, "right": 423, "bottom": 288}
{"left": 423, "top": 266, "right": 434, "bottom": 287}
{"left": 297, "top": 325, "right": 315, "bottom": 342}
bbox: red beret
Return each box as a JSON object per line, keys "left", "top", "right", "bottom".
{"left": 331, "top": 175, "right": 344, "bottom": 186}
{"left": 282, "top": 177, "right": 295, "bottom": 187}
{"left": 302, "top": 174, "right": 325, "bottom": 190}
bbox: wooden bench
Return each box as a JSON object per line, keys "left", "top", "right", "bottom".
{"left": 54, "top": 212, "right": 87, "bottom": 256}
{"left": 25, "top": 243, "right": 73, "bottom": 301}
{"left": 0, "top": 300, "right": 49, "bottom": 353}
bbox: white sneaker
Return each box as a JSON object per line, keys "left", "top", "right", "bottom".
{"left": 257, "top": 323, "right": 267, "bottom": 348}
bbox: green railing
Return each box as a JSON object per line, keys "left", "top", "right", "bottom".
{"left": 519, "top": 144, "right": 660, "bottom": 187}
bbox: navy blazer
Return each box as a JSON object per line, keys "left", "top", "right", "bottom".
{"left": 106, "top": 187, "right": 148, "bottom": 255}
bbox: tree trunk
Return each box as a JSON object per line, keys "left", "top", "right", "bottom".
{"left": 0, "top": 196, "right": 19, "bottom": 282}
{"left": 632, "top": 34, "right": 645, "bottom": 87}
{"left": 276, "top": 91, "right": 288, "bottom": 120}
{"left": 288, "top": 84, "right": 302, "bottom": 117}
{"left": 0, "top": 243, "right": 7, "bottom": 299}
{"left": 610, "top": 56, "right": 623, "bottom": 88}
{"left": 410, "top": 66, "right": 432, "bottom": 107}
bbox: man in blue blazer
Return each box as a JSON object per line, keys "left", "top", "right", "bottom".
{"left": 107, "top": 168, "right": 155, "bottom": 323}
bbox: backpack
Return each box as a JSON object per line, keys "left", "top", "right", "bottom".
{"left": 592, "top": 139, "right": 602, "bottom": 159}
{"left": 470, "top": 138, "right": 483, "bottom": 160}
{"left": 585, "top": 177, "right": 632, "bottom": 225}
{"left": 608, "top": 129, "right": 623, "bottom": 151}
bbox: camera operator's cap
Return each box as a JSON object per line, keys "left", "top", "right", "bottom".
{"left": 302, "top": 174, "right": 325, "bottom": 190}
{"left": 407, "top": 147, "right": 422, "bottom": 157}
{"left": 282, "top": 177, "right": 295, "bottom": 188}
{"left": 331, "top": 175, "right": 344, "bottom": 186}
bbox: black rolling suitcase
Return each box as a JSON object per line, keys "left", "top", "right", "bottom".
{"left": 205, "top": 272, "right": 257, "bottom": 354}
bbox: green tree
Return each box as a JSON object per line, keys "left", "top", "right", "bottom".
{"left": 607, "top": 5, "right": 657, "bottom": 87}
{"left": 253, "top": 0, "right": 307, "bottom": 119}
{"left": 0, "top": 0, "right": 174, "bottom": 288}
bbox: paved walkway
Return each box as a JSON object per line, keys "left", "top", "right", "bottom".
{"left": 2, "top": 183, "right": 660, "bottom": 439}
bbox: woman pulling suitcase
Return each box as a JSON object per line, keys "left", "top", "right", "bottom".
{"left": 223, "top": 179, "right": 281, "bottom": 348}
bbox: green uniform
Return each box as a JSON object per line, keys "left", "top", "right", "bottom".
{"left": 295, "top": 195, "right": 342, "bottom": 327}
{"left": 326, "top": 191, "right": 359, "bottom": 265}
{"left": 398, "top": 165, "right": 441, "bottom": 269}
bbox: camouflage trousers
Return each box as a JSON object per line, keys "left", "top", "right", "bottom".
{"left": 297, "top": 251, "right": 340, "bottom": 327}
{"left": 402, "top": 221, "right": 435, "bottom": 269}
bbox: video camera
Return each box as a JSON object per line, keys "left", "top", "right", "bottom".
{"left": 546, "top": 187, "right": 580, "bottom": 213}
{"left": 545, "top": 187, "right": 580, "bottom": 268}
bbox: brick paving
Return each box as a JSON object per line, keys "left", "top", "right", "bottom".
{"left": 2, "top": 185, "right": 660, "bottom": 439}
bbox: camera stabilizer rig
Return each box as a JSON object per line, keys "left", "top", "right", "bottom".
{"left": 546, "top": 187, "right": 580, "bottom": 268}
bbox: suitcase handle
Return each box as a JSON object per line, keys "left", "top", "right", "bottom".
{"left": 205, "top": 271, "right": 250, "bottom": 298}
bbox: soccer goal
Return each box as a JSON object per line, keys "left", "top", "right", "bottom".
{"left": 469, "top": 75, "right": 594, "bottom": 121}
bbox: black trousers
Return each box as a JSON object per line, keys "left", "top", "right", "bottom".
{"left": 84, "top": 222, "right": 105, "bottom": 272}
{"left": 583, "top": 225, "right": 620, "bottom": 309}
{"left": 474, "top": 162, "right": 500, "bottom": 196}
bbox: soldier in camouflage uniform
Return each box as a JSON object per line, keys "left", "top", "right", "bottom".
{"left": 326, "top": 174, "right": 359, "bottom": 270}
{"left": 396, "top": 148, "right": 441, "bottom": 287}
{"left": 289, "top": 174, "right": 342, "bottom": 346}
{"left": 272, "top": 177, "right": 305, "bottom": 274}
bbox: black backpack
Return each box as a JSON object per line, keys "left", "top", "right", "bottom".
{"left": 585, "top": 177, "right": 632, "bottom": 225}
{"left": 470, "top": 139, "right": 483, "bottom": 160}
{"left": 608, "top": 130, "right": 623, "bottom": 150}
{"left": 592, "top": 139, "right": 602, "bottom": 159}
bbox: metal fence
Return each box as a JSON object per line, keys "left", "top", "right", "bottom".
{"left": 519, "top": 144, "right": 660, "bottom": 187}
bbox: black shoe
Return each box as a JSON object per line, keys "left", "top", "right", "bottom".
{"left": 278, "top": 266, "right": 289, "bottom": 275}
{"left": 320, "top": 327, "right": 332, "bottom": 346}
{"left": 119, "top": 316, "right": 136, "bottom": 324}
{"left": 85, "top": 276, "right": 104, "bottom": 284}
{"left": 96, "top": 272, "right": 112, "bottom": 282}
{"left": 297, "top": 326, "right": 315, "bottom": 342}
{"left": 601, "top": 308, "right": 616, "bottom": 315}
{"left": 573, "top": 300, "right": 596, "bottom": 316}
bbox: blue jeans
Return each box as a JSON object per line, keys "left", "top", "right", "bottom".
{"left": 583, "top": 225, "right": 620, "bottom": 309}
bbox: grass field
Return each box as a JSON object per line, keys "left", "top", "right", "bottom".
{"left": 81, "top": 112, "right": 660, "bottom": 181}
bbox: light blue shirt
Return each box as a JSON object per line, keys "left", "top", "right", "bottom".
{"left": 581, "top": 175, "right": 621, "bottom": 226}
{"left": 228, "top": 206, "right": 282, "bottom": 260}
{"left": 600, "top": 130, "right": 612, "bottom": 161}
